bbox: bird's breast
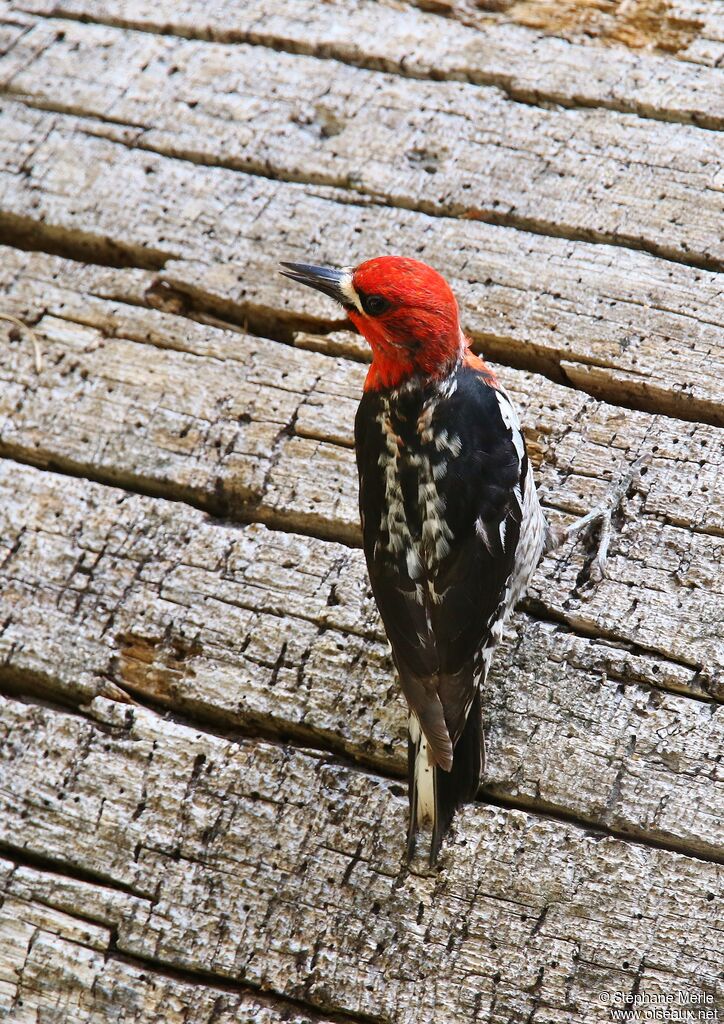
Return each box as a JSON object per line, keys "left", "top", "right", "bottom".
{"left": 373, "top": 389, "right": 461, "bottom": 578}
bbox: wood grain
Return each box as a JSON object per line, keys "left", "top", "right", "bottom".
{"left": 1, "top": 17, "right": 722, "bottom": 270}
{"left": 11, "top": 0, "right": 724, "bottom": 125}
{"left": 1, "top": 461, "right": 721, "bottom": 861}
{"left": 1, "top": 694, "right": 722, "bottom": 1023}
{"left": 1, "top": 248, "right": 720, "bottom": 531}
{"left": 0, "top": 251, "right": 720, "bottom": 665}
{"left": 0, "top": 256, "right": 722, "bottom": 675}
{"left": 0, "top": 858, "right": 342, "bottom": 1023}
{"left": 0, "top": 106, "right": 722, "bottom": 425}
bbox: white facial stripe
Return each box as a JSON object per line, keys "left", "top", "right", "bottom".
{"left": 339, "top": 268, "right": 363, "bottom": 313}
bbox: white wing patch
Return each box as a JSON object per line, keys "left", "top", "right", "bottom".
{"left": 513, "top": 482, "right": 524, "bottom": 517}
{"left": 499, "top": 517, "right": 507, "bottom": 549}
{"left": 476, "top": 517, "right": 494, "bottom": 555}
{"left": 495, "top": 388, "right": 525, "bottom": 466}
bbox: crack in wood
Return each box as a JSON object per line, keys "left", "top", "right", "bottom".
{"left": 107, "top": 947, "right": 389, "bottom": 1024}
{"left": 1, "top": 657, "right": 721, "bottom": 866}
{"left": 5, "top": 84, "right": 721, "bottom": 276}
{"left": 1, "top": 21, "right": 721, "bottom": 276}
{"left": 0, "top": 210, "right": 171, "bottom": 271}
{"left": 0, "top": 837, "right": 150, "bottom": 900}
{"left": 1, "top": 689, "right": 721, "bottom": 1019}
{"left": 13, "top": 2, "right": 722, "bottom": 129}
{"left": 59, "top": 281, "right": 724, "bottom": 430}
{"left": 0, "top": 848, "right": 373, "bottom": 1023}
{"left": 1, "top": 99, "right": 721, "bottom": 424}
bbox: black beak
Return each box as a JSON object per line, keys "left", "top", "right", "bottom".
{"left": 280, "top": 262, "right": 349, "bottom": 306}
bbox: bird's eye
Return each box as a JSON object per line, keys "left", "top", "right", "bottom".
{"left": 361, "top": 293, "right": 390, "bottom": 317}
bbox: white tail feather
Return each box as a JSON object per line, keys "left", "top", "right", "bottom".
{"left": 410, "top": 715, "right": 435, "bottom": 826}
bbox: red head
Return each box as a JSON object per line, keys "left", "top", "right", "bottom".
{"left": 281, "top": 255, "right": 484, "bottom": 391}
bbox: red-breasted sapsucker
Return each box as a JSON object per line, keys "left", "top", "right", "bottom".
{"left": 281, "top": 256, "right": 549, "bottom": 864}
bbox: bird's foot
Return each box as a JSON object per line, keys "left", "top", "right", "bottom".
{"left": 545, "top": 456, "right": 649, "bottom": 582}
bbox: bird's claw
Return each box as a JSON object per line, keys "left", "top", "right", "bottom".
{"left": 551, "top": 454, "right": 650, "bottom": 581}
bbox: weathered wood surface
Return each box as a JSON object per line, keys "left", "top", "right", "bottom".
{"left": 1, "top": 461, "right": 722, "bottom": 861}
{"left": 0, "top": 0, "right": 722, "bottom": 1020}
{"left": 1, "top": 252, "right": 722, "bottom": 679}
{"left": 0, "top": 248, "right": 722, "bottom": 532}
{"left": 406, "top": 0, "right": 724, "bottom": 68}
{"left": 1, "top": 695, "right": 722, "bottom": 1023}
{"left": 11, "top": 0, "right": 724, "bottom": 121}
{"left": 0, "top": 855, "right": 341, "bottom": 1023}
{"left": 0, "top": 99, "right": 723, "bottom": 423}
{"left": 2, "top": 16, "right": 723, "bottom": 269}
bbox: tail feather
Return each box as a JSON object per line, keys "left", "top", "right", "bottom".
{"left": 407, "top": 690, "right": 484, "bottom": 865}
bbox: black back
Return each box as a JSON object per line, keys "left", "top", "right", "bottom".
{"left": 355, "top": 363, "right": 526, "bottom": 769}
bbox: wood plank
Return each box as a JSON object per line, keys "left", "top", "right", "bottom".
{"left": 0, "top": 110, "right": 722, "bottom": 424}
{"left": 0, "top": 251, "right": 721, "bottom": 681}
{"left": 0, "top": 3, "right": 721, "bottom": 1014}
{"left": 2, "top": 461, "right": 722, "bottom": 861}
{"left": 1, "top": 18, "right": 722, "bottom": 271}
{"left": 2, "top": 249, "right": 721, "bottom": 540}
{"left": 11, "top": 0, "right": 724, "bottom": 127}
{"left": 0, "top": 859, "right": 340, "bottom": 1023}
{"left": 1, "top": 694, "right": 722, "bottom": 1023}
{"left": 0, "top": 267, "right": 365, "bottom": 543}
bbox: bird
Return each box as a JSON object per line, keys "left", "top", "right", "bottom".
{"left": 280, "top": 255, "right": 607, "bottom": 865}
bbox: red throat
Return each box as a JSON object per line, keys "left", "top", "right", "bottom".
{"left": 358, "top": 324, "right": 498, "bottom": 391}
